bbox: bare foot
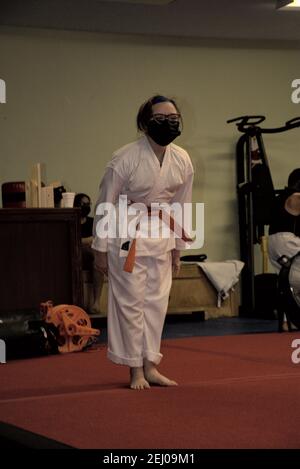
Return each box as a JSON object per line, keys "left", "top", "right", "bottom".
{"left": 282, "top": 321, "right": 289, "bottom": 332}
{"left": 144, "top": 360, "right": 178, "bottom": 387}
{"left": 283, "top": 321, "right": 298, "bottom": 332}
{"left": 130, "top": 367, "right": 150, "bottom": 390}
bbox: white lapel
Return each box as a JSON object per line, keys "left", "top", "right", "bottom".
{"left": 144, "top": 136, "right": 171, "bottom": 204}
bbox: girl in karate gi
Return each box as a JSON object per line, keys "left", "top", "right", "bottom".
{"left": 92, "top": 95, "right": 194, "bottom": 389}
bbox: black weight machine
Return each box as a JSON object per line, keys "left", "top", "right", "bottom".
{"left": 227, "top": 115, "right": 300, "bottom": 320}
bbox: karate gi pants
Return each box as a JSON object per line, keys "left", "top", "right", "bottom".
{"left": 107, "top": 249, "right": 172, "bottom": 367}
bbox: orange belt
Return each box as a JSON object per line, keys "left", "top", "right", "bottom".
{"left": 123, "top": 207, "right": 192, "bottom": 273}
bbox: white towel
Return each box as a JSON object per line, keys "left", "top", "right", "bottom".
{"left": 197, "top": 260, "right": 244, "bottom": 307}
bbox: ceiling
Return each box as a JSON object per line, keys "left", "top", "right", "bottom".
{"left": 1, "top": 0, "right": 300, "bottom": 42}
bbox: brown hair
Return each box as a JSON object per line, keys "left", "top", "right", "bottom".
{"left": 136, "top": 95, "right": 181, "bottom": 132}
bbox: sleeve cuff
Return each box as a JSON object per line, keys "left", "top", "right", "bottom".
{"left": 91, "top": 237, "right": 108, "bottom": 253}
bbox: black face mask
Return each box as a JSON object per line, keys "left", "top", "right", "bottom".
{"left": 81, "top": 205, "right": 91, "bottom": 218}
{"left": 147, "top": 120, "right": 181, "bottom": 146}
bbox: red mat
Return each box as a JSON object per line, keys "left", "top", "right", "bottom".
{"left": 1, "top": 333, "right": 300, "bottom": 449}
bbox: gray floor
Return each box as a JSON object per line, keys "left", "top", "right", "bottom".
{"left": 162, "top": 315, "right": 278, "bottom": 338}
{"left": 92, "top": 315, "right": 279, "bottom": 344}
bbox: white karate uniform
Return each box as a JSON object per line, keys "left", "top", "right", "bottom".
{"left": 92, "top": 135, "right": 194, "bottom": 367}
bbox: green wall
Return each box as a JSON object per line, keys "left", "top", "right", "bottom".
{"left": 1, "top": 27, "right": 300, "bottom": 262}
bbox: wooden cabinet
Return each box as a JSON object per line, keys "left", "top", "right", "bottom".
{"left": 0, "top": 208, "right": 83, "bottom": 313}
{"left": 167, "top": 263, "right": 239, "bottom": 318}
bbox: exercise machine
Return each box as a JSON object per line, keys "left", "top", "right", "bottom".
{"left": 227, "top": 115, "right": 300, "bottom": 317}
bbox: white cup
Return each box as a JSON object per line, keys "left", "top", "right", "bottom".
{"left": 62, "top": 192, "right": 75, "bottom": 208}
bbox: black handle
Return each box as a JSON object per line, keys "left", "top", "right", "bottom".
{"left": 286, "top": 117, "right": 300, "bottom": 126}
{"left": 180, "top": 254, "right": 207, "bottom": 263}
{"left": 227, "top": 115, "right": 266, "bottom": 127}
